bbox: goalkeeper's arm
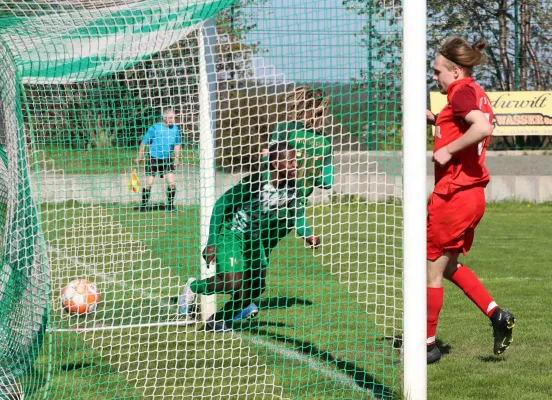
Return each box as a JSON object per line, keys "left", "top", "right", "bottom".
{"left": 314, "top": 154, "right": 334, "bottom": 189}
{"left": 295, "top": 199, "right": 320, "bottom": 249}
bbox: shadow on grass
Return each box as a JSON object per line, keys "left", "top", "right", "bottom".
{"left": 257, "top": 296, "right": 313, "bottom": 310}
{"left": 478, "top": 355, "right": 506, "bottom": 363}
{"left": 436, "top": 339, "right": 452, "bottom": 356}
{"left": 60, "top": 361, "right": 97, "bottom": 371}
{"left": 233, "top": 320, "right": 290, "bottom": 330}
{"left": 132, "top": 203, "right": 180, "bottom": 212}
{"left": 242, "top": 326, "right": 396, "bottom": 399}
{"left": 170, "top": 296, "right": 313, "bottom": 312}
{"left": 380, "top": 335, "right": 403, "bottom": 349}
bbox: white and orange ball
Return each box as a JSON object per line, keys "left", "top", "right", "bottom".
{"left": 61, "top": 279, "right": 100, "bottom": 314}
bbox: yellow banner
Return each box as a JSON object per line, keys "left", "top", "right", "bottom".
{"left": 430, "top": 91, "right": 552, "bottom": 136}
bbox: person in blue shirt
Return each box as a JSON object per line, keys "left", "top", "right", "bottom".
{"left": 136, "top": 108, "right": 182, "bottom": 212}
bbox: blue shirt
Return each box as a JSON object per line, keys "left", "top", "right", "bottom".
{"left": 141, "top": 122, "right": 182, "bottom": 159}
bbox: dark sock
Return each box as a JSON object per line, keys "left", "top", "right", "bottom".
{"left": 141, "top": 188, "right": 151, "bottom": 206}
{"left": 167, "top": 187, "right": 176, "bottom": 207}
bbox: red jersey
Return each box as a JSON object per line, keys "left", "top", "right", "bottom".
{"left": 433, "top": 77, "right": 493, "bottom": 195}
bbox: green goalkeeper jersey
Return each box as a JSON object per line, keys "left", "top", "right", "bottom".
{"left": 207, "top": 171, "right": 311, "bottom": 245}
{"left": 268, "top": 121, "right": 334, "bottom": 197}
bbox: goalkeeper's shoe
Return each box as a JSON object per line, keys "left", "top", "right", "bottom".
{"left": 233, "top": 303, "right": 259, "bottom": 322}
{"left": 427, "top": 345, "right": 442, "bottom": 364}
{"left": 177, "top": 278, "right": 197, "bottom": 319}
{"left": 491, "top": 308, "right": 516, "bottom": 355}
{"left": 205, "top": 315, "right": 232, "bottom": 334}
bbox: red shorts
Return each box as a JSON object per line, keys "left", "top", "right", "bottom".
{"left": 427, "top": 187, "right": 485, "bottom": 261}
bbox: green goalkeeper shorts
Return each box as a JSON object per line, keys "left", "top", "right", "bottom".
{"left": 215, "top": 229, "right": 268, "bottom": 274}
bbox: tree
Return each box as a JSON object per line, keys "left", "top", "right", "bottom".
{"left": 345, "top": 0, "right": 552, "bottom": 149}
{"left": 427, "top": 0, "right": 551, "bottom": 92}
{"left": 427, "top": 0, "right": 551, "bottom": 148}
{"left": 343, "top": 0, "right": 402, "bottom": 150}
{"left": 22, "top": 0, "right": 270, "bottom": 158}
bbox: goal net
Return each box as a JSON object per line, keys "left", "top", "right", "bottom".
{"left": 0, "top": 0, "right": 405, "bottom": 398}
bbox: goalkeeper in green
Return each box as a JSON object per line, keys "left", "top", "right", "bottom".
{"left": 235, "top": 86, "right": 334, "bottom": 321}
{"left": 178, "top": 143, "right": 320, "bottom": 333}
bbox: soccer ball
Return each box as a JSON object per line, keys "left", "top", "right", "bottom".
{"left": 61, "top": 279, "right": 100, "bottom": 314}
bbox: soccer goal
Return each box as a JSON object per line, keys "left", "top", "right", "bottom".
{"left": 0, "top": 0, "right": 426, "bottom": 398}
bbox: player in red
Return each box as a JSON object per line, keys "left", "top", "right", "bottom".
{"left": 425, "top": 37, "right": 516, "bottom": 364}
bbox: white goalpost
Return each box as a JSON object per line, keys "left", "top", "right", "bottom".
{"left": 403, "top": 0, "right": 428, "bottom": 398}
{"left": 198, "top": 17, "right": 218, "bottom": 322}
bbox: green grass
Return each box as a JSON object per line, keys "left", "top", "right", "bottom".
{"left": 429, "top": 202, "right": 552, "bottom": 400}
{"left": 23, "top": 201, "right": 552, "bottom": 399}
{"left": 30, "top": 200, "right": 400, "bottom": 399}
{"left": 32, "top": 144, "right": 199, "bottom": 174}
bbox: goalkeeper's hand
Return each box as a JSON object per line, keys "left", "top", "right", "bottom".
{"left": 304, "top": 235, "right": 321, "bottom": 250}
{"left": 203, "top": 245, "right": 216, "bottom": 264}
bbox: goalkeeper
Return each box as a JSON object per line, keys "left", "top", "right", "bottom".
{"left": 236, "top": 86, "right": 334, "bottom": 321}
{"left": 178, "top": 143, "right": 320, "bottom": 333}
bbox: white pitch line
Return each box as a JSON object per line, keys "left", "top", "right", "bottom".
{"left": 51, "top": 319, "right": 195, "bottom": 332}
{"left": 247, "top": 335, "right": 370, "bottom": 397}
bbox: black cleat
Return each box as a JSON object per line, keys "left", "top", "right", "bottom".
{"left": 140, "top": 205, "right": 149, "bottom": 212}
{"left": 491, "top": 308, "right": 516, "bottom": 355}
{"left": 427, "top": 345, "right": 442, "bottom": 364}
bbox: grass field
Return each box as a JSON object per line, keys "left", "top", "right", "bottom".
{"left": 22, "top": 201, "right": 552, "bottom": 399}
{"left": 33, "top": 144, "right": 199, "bottom": 174}
{"left": 428, "top": 202, "right": 552, "bottom": 400}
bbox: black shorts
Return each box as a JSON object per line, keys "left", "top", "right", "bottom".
{"left": 145, "top": 157, "right": 175, "bottom": 177}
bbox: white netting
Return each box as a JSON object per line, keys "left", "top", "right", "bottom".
{"left": 0, "top": 0, "right": 403, "bottom": 398}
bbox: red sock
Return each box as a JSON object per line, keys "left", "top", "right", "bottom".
{"left": 451, "top": 264, "right": 498, "bottom": 317}
{"left": 427, "top": 287, "right": 444, "bottom": 346}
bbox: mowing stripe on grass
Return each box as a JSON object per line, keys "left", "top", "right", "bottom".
{"left": 46, "top": 214, "right": 287, "bottom": 398}
{"left": 48, "top": 241, "right": 364, "bottom": 397}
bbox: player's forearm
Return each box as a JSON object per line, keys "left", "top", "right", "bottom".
{"left": 446, "top": 123, "right": 492, "bottom": 155}
{"left": 296, "top": 217, "right": 313, "bottom": 238}
{"left": 295, "top": 206, "right": 313, "bottom": 238}
{"left": 315, "top": 163, "right": 334, "bottom": 189}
